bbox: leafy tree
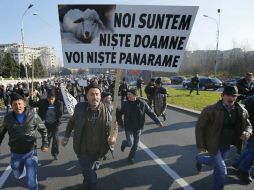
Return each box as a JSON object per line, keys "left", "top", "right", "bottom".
{"left": 19, "top": 64, "right": 26, "bottom": 78}
{"left": 1, "top": 53, "right": 19, "bottom": 78}
{"left": 34, "top": 58, "right": 46, "bottom": 78}
{"left": 61, "top": 67, "right": 71, "bottom": 75}
{"left": 77, "top": 68, "right": 86, "bottom": 75}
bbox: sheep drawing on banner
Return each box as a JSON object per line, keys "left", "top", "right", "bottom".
{"left": 62, "top": 8, "right": 105, "bottom": 43}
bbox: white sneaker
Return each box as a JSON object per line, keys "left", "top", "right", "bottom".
{"left": 19, "top": 167, "right": 26, "bottom": 179}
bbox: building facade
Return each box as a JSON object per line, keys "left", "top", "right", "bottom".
{"left": 0, "top": 43, "right": 57, "bottom": 70}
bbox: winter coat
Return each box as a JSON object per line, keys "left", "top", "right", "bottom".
{"left": 0, "top": 108, "right": 48, "bottom": 154}
{"left": 196, "top": 100, "right": 252, "bottom": 155}
{"left": 64, "top": 102, "right": 117, "bottom": 158}
{"left": 117, "top": 98, "right": 160, "bottom": 131}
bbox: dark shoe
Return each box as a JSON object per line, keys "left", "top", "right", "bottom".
{"left": 53, "top": 155, "right": 58, "bottom": 160}
{"left": 239, "top": 170, "right": 253, "bottom": 184}
{"left": 93, "top": 161, "right": 100, "bottom": 170}
{"left": 128, "top": 157, "right": 135, "bottom": 164}
{"left": 162, "top": 114, "right": 166, "bottom": 121}
{"left": 196, "top": 162, "right": 202, "bottom": 172}
{"left": 85, "top": 184, "right": 97, "bottom": 190}
{"left": 232, "top": 164, "right": 238, "bottom": 170}
{"left": 121, "top": 142, "right": 126, "bottom": 152}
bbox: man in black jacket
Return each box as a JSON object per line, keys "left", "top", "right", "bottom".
{"left": 117, "top": 88, "right": 164, "bottom": 164}
{"left": 237, "top": 72, "right": 254, "bottom": 97}
{"left": 136, "top": 77, "right": 143, "bottom": 97}
{"left": 0, "top": 93, "right": 48, "bottom": 190}
{"left": 189, "top": 74, "right": 200, "bottom": 95}
{"left": 119, "top": 78, "right": 128, "bottom": 103}
{"left": 144, "top": 78, "right": 155, "bottom": 108}
{"left": 30, "top": 89, "right": 63, "bottom": 160}
{"left": 154, "top": 78, "right": 168, "bottom": 121}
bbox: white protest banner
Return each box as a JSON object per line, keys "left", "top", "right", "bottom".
{"left": 51, "top": 81, "right": 55, "bottom": 86}
{"left": 60, "top": 84, "right": 77, "bottom": 116}
{"left": 58, "top": 5, "right": 198, "bottom": 72}
{"left": 78, "top": 79, "right": 88, "bottom": 87}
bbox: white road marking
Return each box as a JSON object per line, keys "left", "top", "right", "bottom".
{"left": 0, "top": 143, "right": 194, "bottom": 189}
{"left": 0, "top": 165, "right": 12, "bottom": 189}
{"left": 139, "top": 141, "right": 194, "bottom": 190}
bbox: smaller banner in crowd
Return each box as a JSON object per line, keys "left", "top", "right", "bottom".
{"left": 78, "top": 79, "right": 88, "bottom": 87}
{"left": 60, "top": 84, "right": 78, "bottom": 116}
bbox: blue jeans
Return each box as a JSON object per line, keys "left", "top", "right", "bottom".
{"left": 234, "top": 137, "right": 254, "bottom": 172}
{"left": 122, "top": 129, "right": 142, "bottom": 159}
{"left": 78, "top": 154, "right": 98, "bottom": 190}
{"left": 196, "top": 148, "right": 229, "bottom": 190}
{"left": 10, "top": 149, "right": 38, "bottom": 190}
{"left": 45, "top": 123, "right": 59, "bottom": 156}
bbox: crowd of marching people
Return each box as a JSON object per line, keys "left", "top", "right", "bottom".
{"left": 0, "top": 74, "right": 168, "bottom": 190}
{"left": 0, "top": 72, "right": 254, "bottom": 190}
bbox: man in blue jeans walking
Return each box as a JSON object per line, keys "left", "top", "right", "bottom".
{"left": 233, "top": 95, "right": 254, "bottom": 183}
{"left": 117, "top": 88, "right": 164, "bottom": 164}
{"left": 233, "top": 136, "right": 254, "bottom": 183}
{"left": 0, "top": 93, "right": 48, "bottom": 190}
{"left": 195, "top": 86, "right": 252, "bottom": 190}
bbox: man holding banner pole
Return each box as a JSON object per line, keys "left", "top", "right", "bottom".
{"left": 61, "top": 82, "right": 118, "bottom": 190}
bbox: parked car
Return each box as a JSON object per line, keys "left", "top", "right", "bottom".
{"left": 183, "top": 76, "right": 223, "bottom": 90}
{"left": 182, "top": 78, "right": 191, "bottom": 88}
{"left": 128, "top": 80, "right": 137, "bottom": 86}
{"left": 170, "top": 76, "right": 187, "bottom": 84}
{"left": 223, "top": 77, "right": 242, "bottom": 87}
{"left": 155, "top": 77, "right": 171, "bottom": 85}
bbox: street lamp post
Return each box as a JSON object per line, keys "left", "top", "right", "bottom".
{"left": 21, "top": 4, "right": 34, "bottom": 90}
{"left": 203, "top": 9, "right": 220, "bottom": 77}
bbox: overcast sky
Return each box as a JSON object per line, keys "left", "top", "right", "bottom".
{"left": 0, "top": 0, "right": 253, "bottom": 63}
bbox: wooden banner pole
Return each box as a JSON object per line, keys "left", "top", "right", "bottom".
{"left": 110, "top": 69, "right": 122, "bottom": 137}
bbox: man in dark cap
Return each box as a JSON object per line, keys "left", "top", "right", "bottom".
{"left": 117, "top": 88, "right": 164, "bottom": 164}
{"left": 61, "top": 82, "right": 118, "bottom": 190}
{"left": 154, "top": 77, "right": 168, "bottom": 121}
{"left": 136, "top": 76, "right": 143, "bottom": 97}
{"left": 145, "top": 78, "right": 156, "bottom": 108}
{"left": 29, "top": 88, "right": 63, "bottom": 160}
{"left": 237, "top": 72, "right": 254, "bottom": 98}
{"left": 101, "top": 91, "right": 112, "bottom": 105}
{"left": 0, "top": 93, "right": 48, "bottom": 190}
{"left": 195, "top": 86, "right": 252, "bottom": 190}
{"left": 119, "top": 77, "right": 128, "bottom": 104}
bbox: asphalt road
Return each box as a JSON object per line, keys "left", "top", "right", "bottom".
{"left": 0, "top": 107, "right": 253, "bottom": 190}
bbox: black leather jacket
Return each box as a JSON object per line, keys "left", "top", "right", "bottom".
{"left": 29, "top": 98, "right": 63, "bottom": 124}
{"left": 117, "top": 99, "right": 160, "bottom": 131}
{"left": 0, "top": 108, "right": 48, "bottom": 154}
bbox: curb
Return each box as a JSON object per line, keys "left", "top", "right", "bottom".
{"left": 167, "top": 104, "right": 201, "bottom": 117}
{"left": 139, "top": 97, "right": 201, "bottom": 117}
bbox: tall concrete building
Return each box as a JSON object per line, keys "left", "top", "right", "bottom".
{"left": 0, "top": 43, "right": 57, "bottom": 70}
